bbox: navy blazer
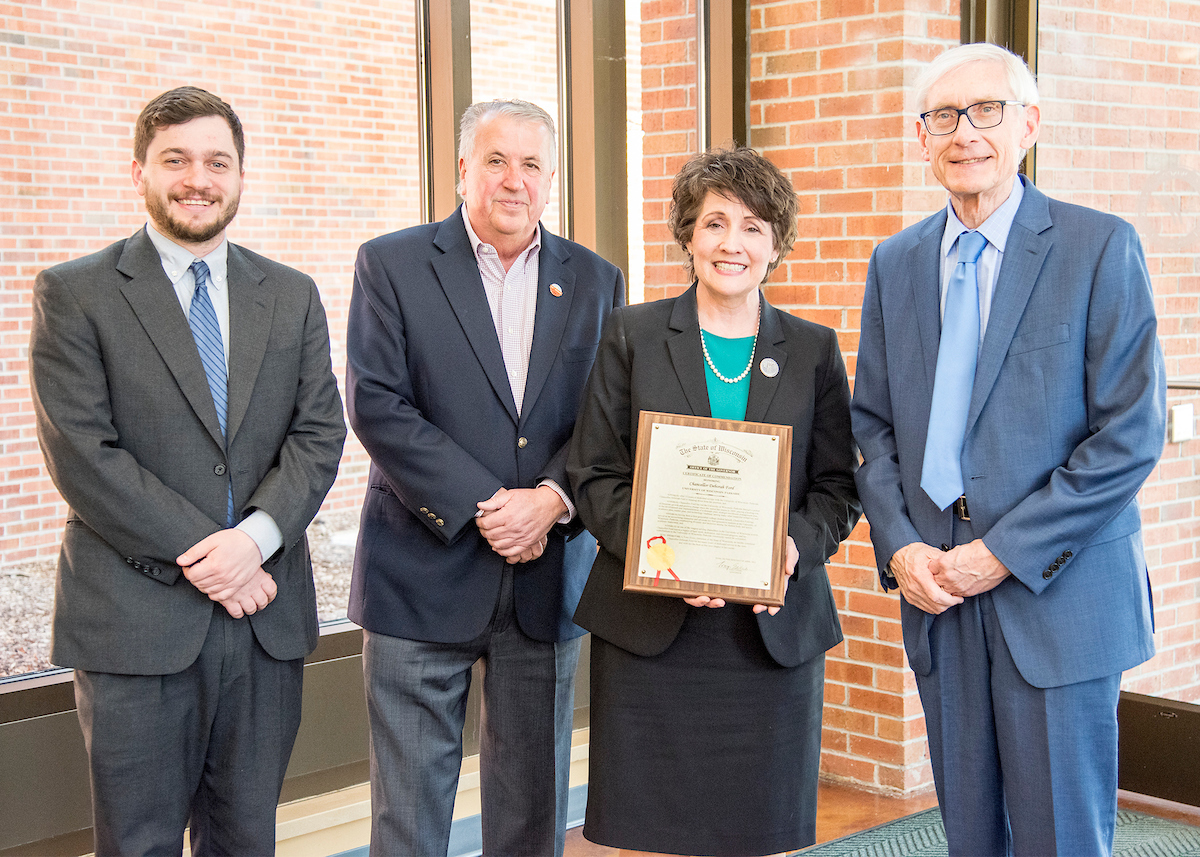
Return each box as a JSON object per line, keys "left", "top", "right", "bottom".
{"left": 568, "top": 286, "right": 861, "bottom": 668}
{"left": 346, "top": 208, "right": 625, "bottom": 644}
{"left": 851, "top": 177, "right": 1166, "bottom": 688}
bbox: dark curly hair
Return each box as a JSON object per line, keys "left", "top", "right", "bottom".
{"left": 133, "top": 86, "right": 244, "bottom": 169}
{"left": 668, "top": 146, "right": 798, "bottom": 281}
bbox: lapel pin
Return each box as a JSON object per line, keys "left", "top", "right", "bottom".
{"left": 759, "top": 358, "right": 779, "bottom": 378}
{"left": 549, "top": 283, "right": 563, "bottom": 297}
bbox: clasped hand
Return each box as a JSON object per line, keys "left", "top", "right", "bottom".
{"left": 684, "top": 535, "right": 799, "bottom": 616}
{"left": 178, "top": 529, "right": 275, "bottom": 619}
{"left": 889, "top": 538, "right": 1011, "bottom": 614}
{"left": 476, "top": 486, "right": 567, "bottom": 564}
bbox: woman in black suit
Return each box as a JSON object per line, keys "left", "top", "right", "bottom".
{"left": 567, "top": 147, "right": 861, "bottom": 856}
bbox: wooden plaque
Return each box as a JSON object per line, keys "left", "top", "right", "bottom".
{"left": 623, "top": 410, "right": 793, "bottom": 606}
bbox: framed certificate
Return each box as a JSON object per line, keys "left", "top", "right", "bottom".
{"left": 623, "top": 410, "right": 793, "bottom": 606}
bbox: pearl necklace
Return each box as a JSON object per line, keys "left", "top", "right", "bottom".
{"left": 700, "top": 307, "right": 760, "bottom": 384}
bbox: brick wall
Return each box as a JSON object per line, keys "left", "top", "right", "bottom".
{"left": 1036, "top": 0, "right": 1200, "bottom": 702}
{"left": 638, "top": 0, "right": 958, "bottom": 794}
{"left": 748, "top": 0, "right": 959, "bottom": 795}
{"left": 1, "top": 0, "right": 423, "bottom": 562}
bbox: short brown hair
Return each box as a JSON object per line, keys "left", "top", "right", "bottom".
{"left": 133, "top": 87, "right": 245, "bottom": 169}
{"left": 668, "top": 146, "right": 798, "bottom": 281}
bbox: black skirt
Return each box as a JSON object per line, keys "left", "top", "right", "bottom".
{"left": 584, "top": 603, "right": 825, "bottom": 856}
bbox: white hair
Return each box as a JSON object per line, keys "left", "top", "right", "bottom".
{"left": 457, "top": 99, "right": 555, "bottom": 162}
{"left": 914, "top": 43, "right": 1039, "bottom": 115}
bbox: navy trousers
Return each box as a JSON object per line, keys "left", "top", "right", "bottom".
{"left": 916, "top": 517, "right": 1122, "bottom": 856}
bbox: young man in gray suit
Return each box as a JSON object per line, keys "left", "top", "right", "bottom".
{"left": 851, "top": 44, "right": 1165, "bottom": 855}
{"left": 30, "top": 87, "right": 346, "bottom": 856}
{"left": 346, "top": 99, "right": 624, "bottom": 856}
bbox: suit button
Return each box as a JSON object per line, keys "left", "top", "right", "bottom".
{"left": 1043, "top": 569, "right": 1054, "bottom": 579}
{"left": 1064, "top": 550, "right": 1073, "bottom": 559}
{"left": 214, "top": 464, "right": 227, "bottom": 476}
{"left": 436, "top": 519, "right": 444, "bottom": 526}
{"left": 150, "top": 567, "right": 161, "bottom": 577}
{"left": 517, "top": 437, "right": 528, "bottom": 448}
{"left": 427, "top": 512, "right": 436, "bottom": 519}
{"left": 420, "top": 507, "right": 429, "bottom": 513}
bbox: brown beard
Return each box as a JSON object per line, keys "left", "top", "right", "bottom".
{"left": 144, "top": 190, "right": 240, "bottom": 246}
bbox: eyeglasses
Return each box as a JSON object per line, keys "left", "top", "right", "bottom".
{"left": 920, "top": 101, "right": 1025, "bottom": 136}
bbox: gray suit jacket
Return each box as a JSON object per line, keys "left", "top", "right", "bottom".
{"left": 851, "top": 177, "right": 1165, "bottom": 688}
{"left": 31, "top": 227, "right": 346, "bottom": 675}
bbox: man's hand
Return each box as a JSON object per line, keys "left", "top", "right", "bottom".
{"left": 476, "top": 486, "right": 566, "bottom": 564}
{"left": 930, "top": 538, "right": 1011, "bottom": 598}
{"left": 889, "top": 542, "right": 965, "bottom": 615}
{"left": 178, "top": 529, "right": 264, "bottom": 602}
{"left": 218, "top": 567, "right": 278, "bottom": 618}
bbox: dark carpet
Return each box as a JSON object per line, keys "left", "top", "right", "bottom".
{"left": 796, "top": 808, "right": 1200, "bottom": 856}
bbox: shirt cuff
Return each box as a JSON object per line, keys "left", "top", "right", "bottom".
{"left": 538, "top": 479, "right": 575, "bottom": 525}
{"left": 236, "top": 509, "right": 284, "bottom": 563}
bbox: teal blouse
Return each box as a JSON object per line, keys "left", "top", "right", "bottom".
{"left": 700, "top": 330, "right": 754, "bottom": 421}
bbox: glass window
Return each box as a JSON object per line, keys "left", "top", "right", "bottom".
{"left": 1, "top": 0, "right": 422, "bottom": 675}
{"left": 1, "top": 0, "right": 649, "bottom": 680}
{"left": 470, "top": 0, "right": 563, "bottom": 234}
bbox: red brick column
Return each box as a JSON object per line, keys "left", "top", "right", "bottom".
{"left": 639, "top": 0, "right": 960, "bottom": 793}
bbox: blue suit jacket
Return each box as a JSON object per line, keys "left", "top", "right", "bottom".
{"left": 345, "top": 208, "right": 625, "bottom": 644}
{"left": 851, "top": 177, "right": 1165, "bottom": 689}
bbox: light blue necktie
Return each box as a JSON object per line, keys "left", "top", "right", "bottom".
{"left": 189, "top": 260, "right": 235, "bottom": 526}
{"left": 921, "top": 231, "right": 988, "bottom": 510}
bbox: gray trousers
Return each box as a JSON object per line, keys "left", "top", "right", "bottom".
{"left": 363, "top": 567, "right": 581, "bottom": 857}
{"left": 75, "top": 609, "right": 304, "bottom": 857}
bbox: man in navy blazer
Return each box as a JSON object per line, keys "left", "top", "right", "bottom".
{"left": 346, "top": 99, "right": 624, "bottom": 856}
{"left": 851, "top": 44, "right": 1165, "bottom": 855}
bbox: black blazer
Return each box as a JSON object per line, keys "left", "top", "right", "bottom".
{"left": 345, "top": 208, "right": 625, "bottom": 644}
{"left": 568, "top": 286, "right": 860, "bottom": 667}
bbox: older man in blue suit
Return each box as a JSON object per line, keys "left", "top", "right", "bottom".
{"left": 346, "top": 99, "right": 624, "bottom": 856}
{"left": 851, "top": 43, "right": 1165, "bottom": 856}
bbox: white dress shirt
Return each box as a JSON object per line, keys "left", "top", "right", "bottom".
{"left": 461, "top": 209, "right": 575, "bottom": 522}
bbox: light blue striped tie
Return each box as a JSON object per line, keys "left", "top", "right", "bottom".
{"left": 189, "top": 260, "right": 235, "bottom": 526}
{"left": 921, "top": 230, "right": 988, "bottom": 511}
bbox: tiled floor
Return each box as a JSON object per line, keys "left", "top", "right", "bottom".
{"left": 562, "top": 783, "right": 1200, "bottom": 856}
